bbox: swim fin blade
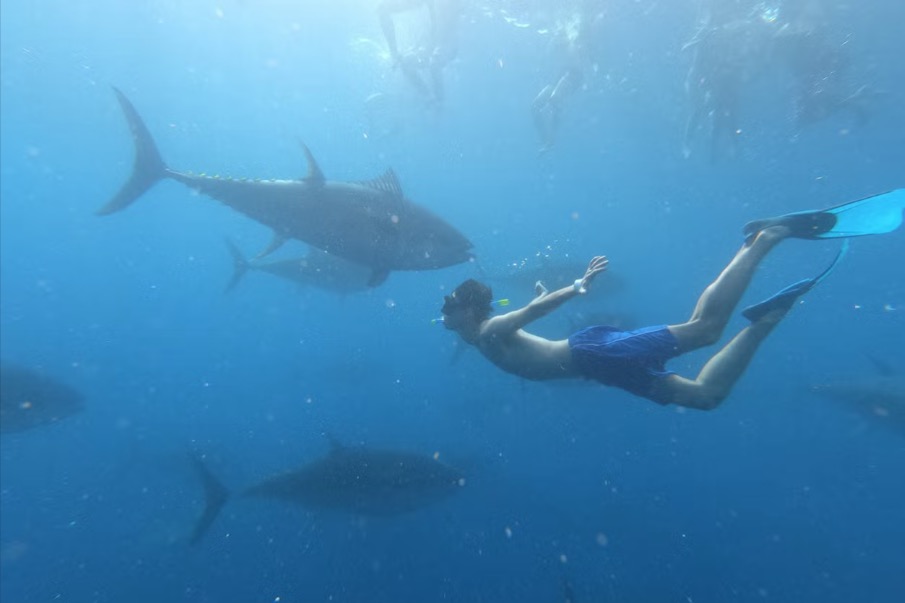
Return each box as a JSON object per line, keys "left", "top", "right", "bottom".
{"left": 744, "top": 188, "right": 905, "bottom": 239}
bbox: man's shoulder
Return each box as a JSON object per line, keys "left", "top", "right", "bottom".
{"left": 477, "top": 316, "right": 507, "bottom": 341}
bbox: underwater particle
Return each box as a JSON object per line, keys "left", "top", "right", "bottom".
{"left": 760, "top": 6, "right": 779, "bottom": 23}
{"left": 872, "top": 406, "right": 890, "bottom": 418}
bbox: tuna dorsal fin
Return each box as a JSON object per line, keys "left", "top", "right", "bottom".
{"left": 255, "top": 233, "right": 287, "bottom": 259}
{"left": 299, "top": 141, "right": 325, "bottom": 185}
{"left": 358, "top": 169, "right": 404, "bottom": 198}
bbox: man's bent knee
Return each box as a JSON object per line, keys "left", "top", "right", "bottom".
{"left": 688, "top": 390, "right": 727, "bottom": 411}
{"left": 672, "top": 318, "right": 724, "bottom": 351}
{"left": 650, "top": 378, "right": 727, "bottom": 410}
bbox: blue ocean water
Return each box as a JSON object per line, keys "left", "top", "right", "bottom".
{"left": 1, "top": 1, "right": 903, "bottom": 601}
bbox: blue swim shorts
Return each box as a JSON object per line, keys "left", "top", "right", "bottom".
{"left": 568, "top": 325, "right": 681, "bottom": 400}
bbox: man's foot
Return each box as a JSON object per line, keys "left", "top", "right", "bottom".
{"left": 744, "top": 223, "right": 791, "bottom": 247}
{"left": 745, "top": 237, "right": 849, "bottom": 322}
{"left": 742, "top": 278, "right": 815, "bottom": 322}
{"left": 744, "top": 210, "right": 837, "bottom": 241}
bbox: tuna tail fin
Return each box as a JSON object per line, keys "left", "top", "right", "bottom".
{"left": 224, "top": 238, "right": 250, "bottom": 293}
{"left": 188, "top": 455, "right": 230, "bottom": 546}
{"left": 96, "top": 87, "right": 167, "bottom": 216}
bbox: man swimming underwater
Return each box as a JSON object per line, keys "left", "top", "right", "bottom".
{"left": 377, "top": 0, "right": 462, "bottom": 107}
{"left": 440, "top": 191, "right": 904, "bottom": 410}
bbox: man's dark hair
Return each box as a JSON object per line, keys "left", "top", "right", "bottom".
{"left": 442, "top": 279, "right": 493, "bottom": 321}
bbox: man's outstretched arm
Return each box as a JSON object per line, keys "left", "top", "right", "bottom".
{"left": 482, "top": 256, "right": 608, "bottom": 337}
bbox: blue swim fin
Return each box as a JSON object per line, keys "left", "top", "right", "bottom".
{"left": 743, "top": 240, "right": 850, "bottom": 322}
{"left": 743, "top": 189, "right": 905, "bottom": 240}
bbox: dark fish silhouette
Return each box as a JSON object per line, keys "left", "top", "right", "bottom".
{"left": 810, "top": 356, "right": 905, "bottom": 436}
{"left": 562, "top": 576, "right": 576, "bottom": 603}
{"left": 0, "top": 363, "right": 84, "bottom": 434}
{"left": 224, "top": 239, "right": 371, "bottom": 294}
{"left": 190, "top": 439, "right": 465, "bottom": 544}
{"left": 99, "top": 88, "right": 473, "bottom": 286}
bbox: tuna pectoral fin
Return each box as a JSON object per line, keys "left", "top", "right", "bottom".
{"left": 367, "top": 269, "right": 390, "bottom": 287}
{"left": 96, "top": 87, "right": 167, "bottom": 216}
{"left": 224, "top": 239, "right": 250, "bottom": 293}
{"left": 188, "top": 456, "right": 230, "bottom": 546}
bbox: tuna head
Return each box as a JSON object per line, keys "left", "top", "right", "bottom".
{"left": 393, "top": 204, "right": 474, "bottom": 271}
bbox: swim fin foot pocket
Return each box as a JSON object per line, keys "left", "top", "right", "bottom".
{"left": 743, "top": 240, "right": 850, "bottom": 322}
{"left": 743, "top": 211, "right": 837, "bottom": 240}
{"left": 742, "top": 278, "right": 816, "bottom": 322}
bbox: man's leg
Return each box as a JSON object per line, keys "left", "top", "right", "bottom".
{"left": 398, "top": 55, "right": 432, "bottom": 99}
{"left": 550, "top": 67, "right": 584, "bottom": 106}
{"left": 531, "top": 67, "right": 585, "bottom": 153}
{"left": 429, "top": 63, "right": 444, "bottom": 104}
{"left": 531, "top": 84, "right": 557, "bottom": 152}
{"left": 378, "top": 0, "right": 427, "bottom": 61}
{"left": 649, "top": 312, "right": 783, "bottom": 410}
{"left": 667, "top": 226, "right": 788, "bottom": 352}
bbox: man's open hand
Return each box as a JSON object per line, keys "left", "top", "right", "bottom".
{"left": 576, "top": 255, "right": 609, "bottom": 294}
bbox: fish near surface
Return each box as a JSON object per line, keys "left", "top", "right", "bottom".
{"left": 99, "top": 88, "right": 473, "bottom": 286}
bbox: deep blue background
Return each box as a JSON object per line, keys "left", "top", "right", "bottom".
{"left": 1, "top": 1, "right": 903, "bottom": 602}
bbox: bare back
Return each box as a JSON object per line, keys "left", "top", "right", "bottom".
{"left": 476, "top": 327, "right": 577, "bottom": 381}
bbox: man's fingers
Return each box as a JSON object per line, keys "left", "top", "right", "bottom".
{"left": 588, "top": 256, "right": 606, "bottom": 270}
{"left": 591, "top": 257, "right": 609, "bottom": 272}
{"left": 583, "top": 256, "right": 609, "bottom": 284}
